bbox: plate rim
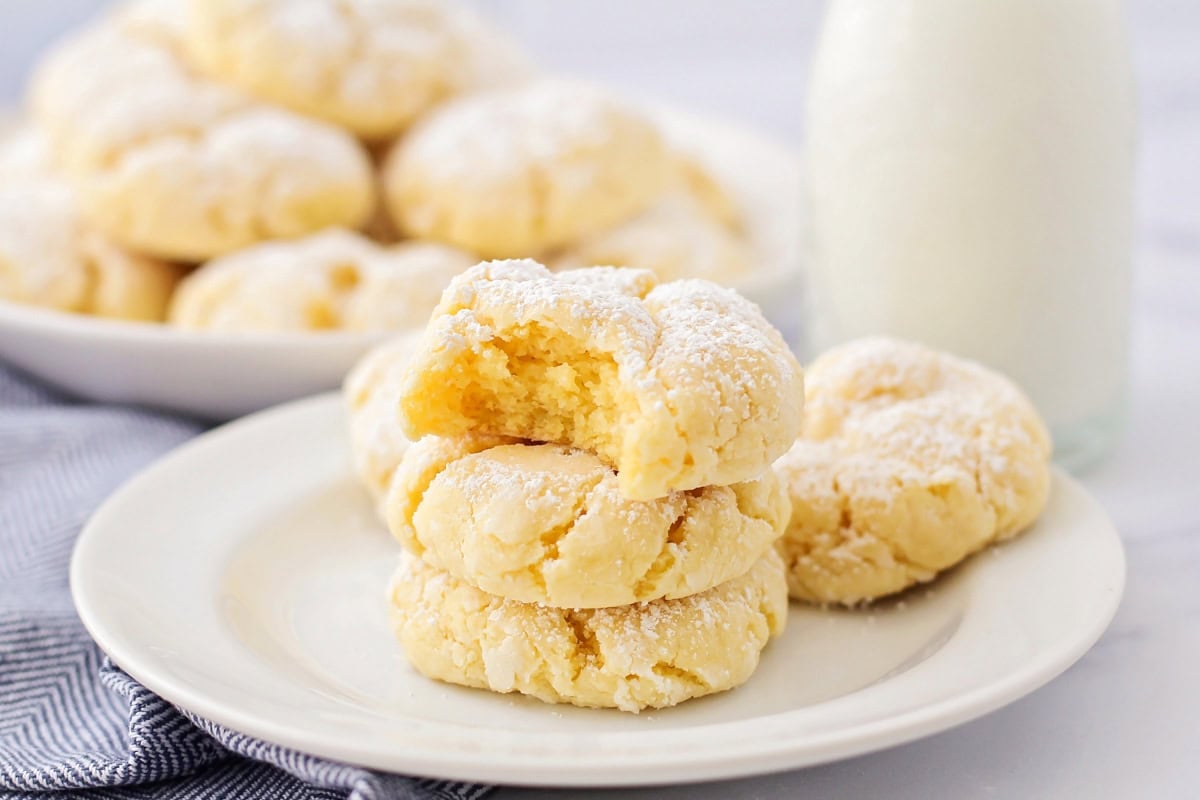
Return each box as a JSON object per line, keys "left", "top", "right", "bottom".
{"left": 0, "top": 298, "right": 388, "bottom": 351}
{"left": 70, "top": 393, "right": 1127, "bottom": 787}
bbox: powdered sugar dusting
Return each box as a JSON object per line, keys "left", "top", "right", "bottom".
{"left": 30, "top": 7, "right": 373, "bottom": 258}
{"left": 402, "top": 259, "right": 804, "bottom": 497}
{"left": 170, "top": 229, "right": 474, "bottom": 332}
{"left": 388, "top": 549, "right": 788, "bottom": 712}
{"left": 386, "top": 79, "right": 670, "bottom": 257}
{"left": 388, "top": 435, "right": 787, "bottom": 608}
{"left": 186, "top": 0, "right": 533, "bottom": 138}
{"left": 399, "top": 80, "right": 639, "bottom": 184}
{"left": 775, "top": 336, "right": 1052, "bottom": 605}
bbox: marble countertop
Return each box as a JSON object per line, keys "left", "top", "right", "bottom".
{"left": 2, "top": 2, "right": 1195, "bottom": 797}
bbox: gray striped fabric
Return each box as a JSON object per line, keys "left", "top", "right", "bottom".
{"left": 0, "top": 366, "right": 490, "bottom": 800}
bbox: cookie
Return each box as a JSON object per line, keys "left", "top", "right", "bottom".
{"left": 343, "top": 241, "right": 478, "bottom": 332}
{"left": 344, "top": 335, "right": 422, "bottom": 506}
{"left": 386, "top": 435, "right": 789, "bottom": 607}
{"left": 550, "top": 190, "right": 753, "bottom": 284}
{"left": 0, "top": 122, "right": 54, "bottom": 178}
{"left": 382, "top": 79, "right": 671, "bottom": 258}
{"left": 30, "top": 6, "right": 374, "bottom": 261}
{"left": 398, "top": 260, "right": 803, "bottom": 500}
{"left": 552, "top": 154, "right": 752, "bottom": 284}
{"left": 670, "top": 153, "right": 743, "bottom": 231}
{"left": 774, "top": 337, "right": 1052, "bottom": 605}
{"left": 168, "top": 229, "right": 474, "bottom": 332}
{"left": 389, "top": 548, "right": 788, "bottom": 712}
{"left": 0, "top": 174, "right": 182, "bottom": 321}
{"left": 185, "top": 0, "right": 533, "bottom": 139}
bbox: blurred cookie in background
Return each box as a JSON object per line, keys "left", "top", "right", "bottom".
{"left": 169, "top": 228, "right": 475, "bottom": 333}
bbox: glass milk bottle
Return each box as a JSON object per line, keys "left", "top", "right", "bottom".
{"left": 804, "top": 0, "right": 1136, "bottom": 469}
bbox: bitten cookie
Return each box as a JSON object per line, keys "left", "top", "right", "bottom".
{"left": 30, "top": 3, "right": 374, "bottom": 261}
{"left": 185, "top": 0, "right": 533, "bottom": 139}
{"left": 344, "top": 335, "right": 422, "bottom": 506}
{"left": 0, "top": 155, "right": 183, "bottom": 322}
{"left": 774, "top": 337, "right": 1052, "bottom": 605}
{"left": 398, "top": 260, "right": 805, "bottom": 500}
{"left": 382, "top": 79, "right": 671, "bottom": 258}
{"left": 389, "top": 549, "right": 788, "bottom": 712}
{"left": 386, "top": 435, "right": 789, "bottom": 607}
{"left": 168, "top": 230, "right": 475, "bottom": 332}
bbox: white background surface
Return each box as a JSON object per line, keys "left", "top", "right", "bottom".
{"left": 2, "top": 2, "right": 1197, "bottom": 797}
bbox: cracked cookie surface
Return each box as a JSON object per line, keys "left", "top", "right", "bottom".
{"left": 185, "top": 0, "right": 532, "bottom": 139}
{"left": 388, "top": 548, "right": 788, "bottom": 712}
{"left": 31, "top": 2, "right": 373, "bottom": 260}
{"left": 774, "top": 337, "right": 1052, "bottom": 605}
{"left": 387, "top": 435, "right": 789, "bottom": 607}
{"left": 383, "top": 79, "right": 670, "bottom": 258}
{"left": 398, "top": 259, "right": 805, "bottom": 500}
{"left": 169, "top": 229, "right": 475, "bottom": 332}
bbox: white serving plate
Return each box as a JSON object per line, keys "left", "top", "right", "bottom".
{"left": 0, "top": 106, "right": 801, "bottom": 420}
{"left": 71, "top": 394, "right": 1126, "bottom": 788}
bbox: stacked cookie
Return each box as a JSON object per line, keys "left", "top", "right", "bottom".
{"left": 352, "top": 260, "right": 805, "bottom": 712}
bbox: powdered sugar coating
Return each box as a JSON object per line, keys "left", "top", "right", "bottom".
{"left": 185, "top": 0, "right": 533, "bottom": 139}
{"left": 775, "top": 337, "right": 1052, "bottom": 605}
{"left": 398, "top": 260, "right": 805, "bottom": 500}
{"left": 383, "top": 80, "right": 671, "bottom": 258}
{"left": 31, "top": 5, "right": 374, "bottom": 260}
{"left": 388, "top": 549, "right": 787, "bottom": 712}
{"left": 343, "top": 334, "right": 423, "bottom": 506}
{"left": 0, "top": 132, "right": 183, "bottom": 321}
{"left": 168, "top": 229, "right": 475, "bottom": 332}
{"left": 386, "top": 435, "right": 789, "bottom": 608}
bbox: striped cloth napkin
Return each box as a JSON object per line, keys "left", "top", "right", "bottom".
{"left": 0, "top": 366, "right": 488, "bottom": 800}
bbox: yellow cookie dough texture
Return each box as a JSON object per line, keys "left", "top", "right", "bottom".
{"left": 386, "top": 435, "right": 790, "bottom": 608}
{"left": 398, "top": 260, "right": 805, "bottom": 500}
{"left": 185, "top": 0, "right": 533, "bottom": 140}
{"left": 344, "top": 335, "right": 422, "bottom": 506}
{"left": 383, "top": 79, "right": 672, "bottom": 258}
{"left": 389, "top": 548, "right": 788, "bottom": 712}
{"left": 0, "top": 130, "right": 183, "bottom": 321}
{"left": 774, "top": 337, "right": 1052, "bottom": 605}
{"left": 168, "top": 229, "right": 475, "bottom": 332}
{"left": 30, "top": 2, "right": 375, "bottom": 261}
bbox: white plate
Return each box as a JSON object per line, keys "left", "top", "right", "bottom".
{"left": 71, "top": 394, "right": 1126, "bottom": 788}
{"left": 0, "top": 106, "right": 801, "bottom": 420}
